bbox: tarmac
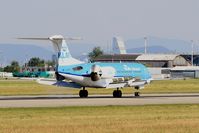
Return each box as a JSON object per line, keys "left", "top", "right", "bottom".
{"left": 0, "top": 93, "right": 199, "bottom": 108}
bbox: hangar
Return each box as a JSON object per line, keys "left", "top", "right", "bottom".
{"left": 94, "top": 54, "right": 191, "bottom": 68}
{"left": 181, "top": 54, "right": 199, "bottom": 66}
{"left": 136, "top": 54, "right": 190, "bottom": 67}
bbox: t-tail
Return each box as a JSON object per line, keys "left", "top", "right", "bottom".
{"left": 18, "top": 35, "right": 83, "bottom": 67}
{"left": 112, "top": 37, "right": 127, "bottom": 54}
{"left": 49, "top": 35, "right": 83, "bottom": 66}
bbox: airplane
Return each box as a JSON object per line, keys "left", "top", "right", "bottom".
{"left": 19, "top": 35, "right": 152, "bottom": 98}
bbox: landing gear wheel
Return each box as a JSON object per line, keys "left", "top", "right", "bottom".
{"left": 134, "top": 92, "right": 140, "bottom": 97}
{"left": 113, "top": 90, "right": 117, "bottom": 97}
{"left": 79, "top": 90, "right": 88, "bottom": 98}
{"left": 113, "top": 90, "right": 122, "bottom": 98}
{"left": 79, "top": 90, "right": 84, "bottom": 98}
{"left": 84, "top": 90, "right": 88, "bottom": 97}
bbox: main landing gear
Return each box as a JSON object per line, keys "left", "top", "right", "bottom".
{"left": 78, "top": 86, "right": 140, "bottom": 98}
{"left": 113, "top": 88, "right": 122, "bottom": 98}
{"left": 79, "top": 87, "right": 88, "bottom": 98}
{"left": 112, "top": 87, "right": 140, "bottom": 98}
{"left": 134, "top": 86, "right": 140, "bottom": 97}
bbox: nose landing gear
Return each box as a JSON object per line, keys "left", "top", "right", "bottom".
{"left": 134, "top": 86, "right": 140, "bottom": 97}
{"left": 134, "top": 92, "right": 140, "bottom": 97}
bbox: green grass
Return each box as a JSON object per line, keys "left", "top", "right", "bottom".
{"left": 142, "top": 79, "right": 199, "bottom": 93}
{"left": 0, "top": 79, "right": 199, "bottom": 96}
{"left": 0, "top": 104, "right": 199, "bottom": 133}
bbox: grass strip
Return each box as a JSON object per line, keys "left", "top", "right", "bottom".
{"left": 0, "top": 104, "right": 199, "bottom": 133}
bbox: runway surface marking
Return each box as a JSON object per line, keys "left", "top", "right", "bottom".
{"left": 0, "top": 93, "right": 199, "bottom": 108}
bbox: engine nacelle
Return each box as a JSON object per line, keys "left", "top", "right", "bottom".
{"left": 90, "top": 72, "right": 101, "bottom": 81}
{"left": 90, "top": 65, "right": 102, "bottom": 81}
{"left": 90, "top": 65, "right": 116, "bottom": 81}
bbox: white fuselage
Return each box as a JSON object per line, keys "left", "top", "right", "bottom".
{"left": 60, "top": 73, "right": 113, "bottom": 88}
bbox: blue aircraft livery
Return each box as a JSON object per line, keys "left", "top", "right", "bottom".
{"left": 20, "top": 35, "right": 152, "bottom": 98}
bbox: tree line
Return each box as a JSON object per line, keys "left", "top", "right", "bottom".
{"left": 1, "top": 46, "right": 104, "bottom": 73}
{"left": 1, "top": 57, "right": 55, "bottom": 73}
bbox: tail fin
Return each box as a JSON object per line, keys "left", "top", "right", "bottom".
{"left": 18, "top": 35, "right": 83, "bottom": 66}
{"left": 112, "top": 37, "right": 127, "bottom": 54}
{"left": 49, "top": 35, "right": 83, "bottom": 66}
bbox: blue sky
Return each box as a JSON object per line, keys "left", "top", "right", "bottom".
{"left": 0, "top": 0, "right": 199, "bottom": 49}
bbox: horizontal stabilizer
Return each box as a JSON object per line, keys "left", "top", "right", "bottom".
{"left": 18, "top": 37, "right": 49, "bottom": 40}
{"left": 18, "top": 35, "right": 82, "bottom": 41}
{"left": 37, "top": 78, "right": 82, "bottom": 89}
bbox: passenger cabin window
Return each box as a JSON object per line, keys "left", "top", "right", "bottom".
{"left": 73, "top": 66, "right": 83, "bottom": 71}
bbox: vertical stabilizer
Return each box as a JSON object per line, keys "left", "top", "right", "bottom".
{"left": 112, "top": 37, "right": 127, "bottom": 54}
{"left": 18, "top": 35, "right": 83, "bottom": 67}
{"left": 49, "top": 35, "right": 83, "bottom": 66}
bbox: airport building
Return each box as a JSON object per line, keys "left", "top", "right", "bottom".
{"left": 93, "top": 54, "right": 191, "bottom": 68}
{"left": 170, "top": 66, "right": 199, "bottom": 79}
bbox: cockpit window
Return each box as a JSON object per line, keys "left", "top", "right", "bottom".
{"left": 73, "top": 66, "right": 83, "bottom": 71}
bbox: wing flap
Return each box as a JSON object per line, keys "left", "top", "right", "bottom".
{"left": 106, "top": 83, "right": 126, "bottom": 88}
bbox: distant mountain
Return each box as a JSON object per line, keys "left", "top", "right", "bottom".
{"left": 0, "top": 43, "right": 93, "bottom": 66}
{"left": 127, "top": 45, "right": 173, "bottom": 54}
{"left": 0, "top": 36, "right": 195, "bottom": 66}
{"left": 0, "top": 44, "right": 54, "bottom": 66}
{"left": 125, "top": 36, "right": 193, "bottom": 54}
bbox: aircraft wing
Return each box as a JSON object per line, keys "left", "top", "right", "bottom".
{"left": 106, "top": 77, "right": 147, "bottom": 89}
{"left": 37, "top": 77, "right": 148, "bottom": 89}
{"left": 36, "top": 78, "right": 82, "bottom": 89}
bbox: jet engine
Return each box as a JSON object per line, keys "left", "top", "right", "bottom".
{"left": 90, "top": 65, "right": 116, "bottom": 81}
{"left": 90, "top": 65, "right": 102, "bottom": 81}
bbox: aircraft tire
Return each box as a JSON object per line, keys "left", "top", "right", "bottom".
{"left": 134, "top": 92, "right": 140, "bottom": 97}
{"left": 79, "top": 90, "right": 84, "bottom": 98}
{"left": 113, "top": 90, "right": 117, "bottom": 97}
{"left": 113, "top": 90, "right": 122, "bottom": 98}
{"left": 84, "top": 90, "right": 88, "bottom": 97}
{"left": 79, "top": 90, "right": 88, "bottom": 98}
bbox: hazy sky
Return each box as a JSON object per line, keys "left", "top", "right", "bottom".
{"left": 0, "top": 0, "right": 199, "bottom": 46}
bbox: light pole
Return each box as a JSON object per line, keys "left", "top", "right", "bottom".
{"left": 191, "top": 40, "right": 194, "bottom": 66}
{"left": 0, "top": 51, "right": 3, "bottom": 78}
{"left": 144, "top": 36, "right": 147, "bottom": 54}
{"left": 197, "top": 40, "right": 199, "bottom": 66}
{"left": 0, "top": 51, "right": 3, "bottom": 68}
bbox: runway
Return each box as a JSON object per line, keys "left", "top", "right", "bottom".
{"left": 0, "top": 93, "right": 199, "bottom": 108}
